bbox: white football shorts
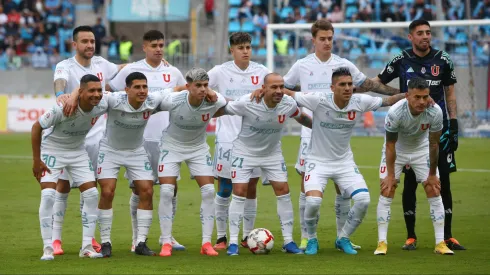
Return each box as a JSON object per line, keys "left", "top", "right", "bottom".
{"left": 294, "top": 137, "right": 311, "bottom": 174}
{"left": 230, "top": 149, "right": 288, "bottom": 184}
{"left": 97, "top": 143, "right": 153, "bottom": 181}
{"left": 213, "top": 141, "right": 262, "bottom": 180}
{"left": 158, "top": 144, "right": 214, "bottom": 178}
{"left": 40, "top": 149, "right": 95, "bottom": 187}
{"left": 379, "top": 149, "right": 439, "bottom": 183}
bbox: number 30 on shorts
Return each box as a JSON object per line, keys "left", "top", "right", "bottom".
{"left": 42, "top": 154, "right": 56, "bottom": 168}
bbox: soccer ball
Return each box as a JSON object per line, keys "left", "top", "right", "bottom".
{"left": 247, "top": 228, "right": 274, "bottom": 254}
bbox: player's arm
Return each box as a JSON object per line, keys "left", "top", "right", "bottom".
{"left": 355, "top": 77, "right": 400, "bottom": 95}
{"left": 442, "top": 85, "right": 459, "bottom": 152}
{"left": 428, "top": 130, "right": 441, "bottom": 176}
{"left": 63, "top": 87, "right": 81, "bottom": 116}
{"left": 445, "top": 85, "right": 457, "bottom": 119}
{"left": 31, "top": 121, "right": 50, "bottom": 182}
{"left": 294, "top": 112, "right": 312, "bottom": 128}
{"left": 380, "top": 131, "right": 398, "bottom": 196}
{"left": 381, "top": 93, "right": 405, "bottom": 107}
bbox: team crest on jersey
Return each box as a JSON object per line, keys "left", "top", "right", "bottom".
{"left": 97, "top": 72, "right": 103, "bottom": 81}
{"left": 380, "top": 166, "right": 386, "bottom": 173}
{"left": 431, "top": 65, "right": 440, "bottom": 76}
{"left": 421, "top": 123, "right": 430, "bottom": 130}
{"left": 143, "top": 111, "right": 151, "bottom": 120}
{"left": 304, "top": 175, "right": 310, "bottom": 181}
{"left": 202, "top": 113, "right": 210, "bottom": 121}
{"left": 231, "top": 171, "right": 236, "bottom": 178}
{"left": 216, "top": 164, "right": 223, "bottom": 172}
{"left": 251, "top": 76, "right": 259, "bottom": 85}
{"left": 387, "top": 66, "right": 394, "bottom": 74}
{"left": 91, "top": 116, "right": 99, "bottom": 125}
{"left": 158, "top": 164, "right": 164, "bottom": 172}
{"left": 163, "top": 74, "right": 171, "bottom": 82}
{"left": 421, "top": 67, "right": 426, "bottom": 74}
{"left": 278, "top": 114, "right": 286, "bottom": 123}
{"left": 347, "top": 111, "right": 356, "bottom": 120}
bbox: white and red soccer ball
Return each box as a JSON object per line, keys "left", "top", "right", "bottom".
{"left": 247, "top": 228, "right": 274, "bottom": 254}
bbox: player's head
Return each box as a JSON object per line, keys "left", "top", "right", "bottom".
{"left": 72, "top": 25, "right": 95, "bottom": 60}
{"left": 143, "top": 30, "right": 165, "bottom": 63}
{"left": 79, "top": 74, "right": 103, "bottom": 106}
{"left": 185, "top": 67, "right": 209, "bottom": 101}
{"left": 408, "top": 20, "right": 431, "bottom": 53}
{"left": 262, "top": 73, "right": 285, "bottom": 104}
{"left": 125, "top": 72, "right": 148, "bottom": 103}
{"left": 311, "top": 19, "right": 334, "bottom": 56}
{"left": 331, "top": 67, "right": 353, "bottom": 101}
{"left": 229, "top": 32, "right": 252, "bottom": 63}
{"left": 407, "top": 77, "right": 430, "bottom": 115}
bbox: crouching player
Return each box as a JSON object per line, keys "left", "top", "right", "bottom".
{"left": 375, "top": 77, "right": 454, "bottom": 255}
{"left": 32, "top": 74, "right": 106, "bottom": 260}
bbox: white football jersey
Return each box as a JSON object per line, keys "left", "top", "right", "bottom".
{"left": 109, "top": 59, "right": 186, "bottom": 141}
{"left": 384, "top": 99, "right": 443, "bottom": 153}
{"left": 101, "top": 89, "right": 172, "bottom": 150}
{"left": 225, "top": 94, "right": 300, "bottom": 157}
{"left": 294, "top": 92, "right": 382, "bottom": 163}
{"left": 54, "top": 56, "right": 119, "bottom": 140}
{"left": 284, "top": 53, "right": 367, "bottom": 138}
{"left": 159, "top": 91, "right": 227, "bottom": 151}
{"left": 39, "top": 99, "right": 109, "bottom": 151}
{"left": 208, "top": 61, "right": 271, "bottom": 143}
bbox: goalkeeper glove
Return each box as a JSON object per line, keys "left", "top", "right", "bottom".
{"left": 440, "top": 119, "right": 458, "bottom": 153}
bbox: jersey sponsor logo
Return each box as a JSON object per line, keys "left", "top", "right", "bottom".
{"left": 91, "top": 116, "right": 99, "bottom": 125}
{"left": 278, "top": 114, "right": 286, "bottom": 123}
{"left": 158, "top": 164, "right": 164, "bottom": 172}
{"left": 163, "top": 74, "right": 171, "bottom": 82}
{"left": 249, "top": 126, "right": 281, "bottom": 134}
{"left": 320, "top": 122, "right": 354, "bottom": 129}
{"left": 380, "top": 166, "right": 386, "bottom": 173}
{"left": 202, "top": 113, "right": 210, "bottom": 122}
{"left": 407, "top": 79, "right": 441, "bottom": 86}
{"left": 62, "top": 129, "right": 89, "bottom": 136}
{"left": 421, "top": 123, "right": 430, "bottom": 130}
{"left": 431, "top": 65, "right": 440, "bottom": 76}
{"left": 421, "top": 67, "right": 426, "bottom": 74}
{"left": 347, "top": 111, "right": 356, "bottom": 120}
{"left": 251, "top": 76, "right": 259, "bottom": 85}
{"left": 97, "top": 72, "right": 103, "bottom": 82}
{"left": 307, "top": 83, "right": 329, "bottom": 90}
{"left": 143, "top": 111, "right": 151, "bottom": 120}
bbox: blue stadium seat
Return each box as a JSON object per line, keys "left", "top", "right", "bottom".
{"left": 455, "top": 46, "right": 469, "bottom": 54}
{"left": 455, "top": 32, "right": 468, "bottom": 43}
{"left": 349, "top": 47, "right": 362, "bottom": 60}
{"left": 299, "top": 6, "right": 306, "bottom": 17}
{"left": 280, "top": 7, "right": 293, "bottom": 18}
{"left": 229, "top": 7, "right": 238, "bottom": 19}
{"left": 251, "top": 34, "right": 260, "bottom": 47}
{"left": 346, "top": 0, "right": 357, "bottom": 4}
{"left": 297, "top": 47, "right": 308, "bottom": 57}
{"left": 229, "top": 0, "right": 241, "bottom": 6}
{"left": 228, "top": 21, "right": 240, "bottom": 33}
{"left": 257, "top": 48, "right": 267, "bottom": 56}
{"left": 346, "top": 6, "right": 358, "bottom": 18}
{"left": 371, "top": 60, "right": 385, "bottom": 69}
{"left": 241, "top": 20, "right": 255, "bottom": 33}
{"left": 390, "top": 47, "right": 401, "bottom": 55}
{"left": 252, "top": 0, "right": 262, "bottom": 5}
{"left": 382, "top": 0, "right": 393, "bottom": 4}
{"left": 288, "top": 48, "right": 295, "bottom": 56}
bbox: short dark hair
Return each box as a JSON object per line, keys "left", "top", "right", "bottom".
{"left": 409, "top": 19, "right": 430, "bottom": 33}
{"left": 311, "top": 19, "right": 334, "bottom": 37}
{"left": 331, "top": 67, "right": 352, "bottom": 83}
{"left": 125, "top": 72, "right": 147, "bottom": 87}
{"left": 73, "top": 25, "right": 94, "bottom": 41}
{"left": 80, "top": 74, "right": 101, "bottom": 87}
{"left": 408, "top": 77, "right": 429, "bottom": 90}
{"left": 143, "top": 30, "right": 165, "bottom": 42}
{"left": 264, "top": 72, "right": 282, "bottom": 84}
{"left": 229, "top": 32, "right": 252, "bottom": 46}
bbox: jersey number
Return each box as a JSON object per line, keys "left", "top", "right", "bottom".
{"left": 218, "top": 147, "right": 231, "bottom": 161}
{"left": 232, "top": 157, "right": 244, "bottom": 168}
{"left": 42, "top": 154, "right": 56, "bottom": 168}
{"left": 206, "top": 155, "right": 213, "bottom": 166}
{"left": 160, "top": 150, "right": 169, "bottom": 162}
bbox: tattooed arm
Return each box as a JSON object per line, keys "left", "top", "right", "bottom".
{"left": 428, "top": 130, "right": 442, "bottom": 176}
{"left": 380, "top": 131, "right": 398, "bottom": 196}
{"left": 355, "top": 77, "right": 400, "bottom": 95}
{"left": 381, "top": 93, "right": 406, "bottom": 107}
{"left": 294, "top": 112, "right": 312, "bottom": 129}
{"left": 444, "top": 85, "right": 457, "bottom": 119}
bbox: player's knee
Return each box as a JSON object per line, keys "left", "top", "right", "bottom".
{"left": 56, "top": 179, "right": 71, "bottom": 193}
{"left": 274, "top": 182, "right": 289, "bottom": 195}
{"left": 232, "top": 183, "right": 247, "bottom": 197}
{"left": 424, "top": 184, "right": 439, "bottom": 198}
{"left": 305, "top": 196, "right": 322, "bottom": 213}
{"left": 200, "top": 184, "right": 215, "bottom": 201}
{"left": 217, "top": 178, "right": 232, "bottom": 198}
{"left": 139, "top": 185, "right": 154, "bottom": 199}
{"left": 352, "top": 190, "right": 370, "bottom": 211}
{"left": 100, "top": 187, "right": 115, "bottom": 200}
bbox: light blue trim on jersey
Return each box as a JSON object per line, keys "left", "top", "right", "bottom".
{"left": 350, "top": 188, "right": 369, "bottom": 198}
{"left": 41, "top": 125, "right": 56, "bottom": 141}
{"left": 356, "top": 75, "right": 367, "bottom": 87}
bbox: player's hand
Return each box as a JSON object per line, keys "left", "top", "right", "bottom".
{"left": 63, "top": 94, "right": 79, "bottom": 116}
{"left": 380, "top": 175, "right": 397, "bottom": 195}
{"left": 205, "top": 88, "right": 218, "bottom": 102}
{"left": 32, "top": 160, "right": 51, "bottom": 183}
{"left": 424, "top": 175, "right": 441, "bottom": 192}
{"left": 162, "top": 58, "right": 171, "bottom": 67}
{"left": 440, "top": 119, "right": 458, "bottom": 153}
{"left": 250, "top": 88, "right": 264, "bottom": 103}
{"left": 427, "top": 96, "right": 435, "bottom": 107}
{"left": 56, "top": 94, "right": 70, "bottom": 106}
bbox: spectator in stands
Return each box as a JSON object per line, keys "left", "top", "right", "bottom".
{"left": 32, "top": 46, "right": 48, "bottom": 68}
{"left": 319, "top": 0, "right": 333, "bottom": 10}
{"left": 0, "top": 48, "right": 7, "bottom": 70}
{"left": 93, "top": 17, "right": 106, "bottom": 55}
{"left": 289, "top": 0, "right": 305, "bottom": 8}
{"left": 274, "top": 32, "right": 288, "bottom": 68}
{"left": 93, "top": 0, "right": 104, "bottom": 14}
{"left": 44, "top": 0, "right": 61, "bottom": 12}
{"left": 61, "top": 8, "right": 74, "bottom": 27}
{"left": 205, "top": 0, "right": 214, "bottom": 25}
{"left": 253, "top": 8, "right": 268, "bottom": 38}
{"left": 49, "top": 47, "right": 61, "bottom": 69}
{"left": 8, "top": 9, "right": 21, "bottom": 25}
{"left": 106, "top": 35, "right": 120, "bottom": 62}
{"left": 3, "top": 0, "right": 18, "bottom": 14}
{"left": 20, "top": 9, "right": 34, "bottom": 26}
{"left": 329, "top": 5, "right": 343, "bottom": 23}
{"left": 119, "top": 35, "right": 133, "bottom": 62}
{"left": 35, "top": 0, "right": 45, "bottom": 16}
{"left": 276, "top": 0, "right": 290, "bottom": 9}
{"left": 238, "top": 0, "right": 252, "bottom": 25}
{"left": 167, "top": 34, "right": 182, "bottom": 65}
{"left": 317, "top": 6, "right": 329, "bottom": 20}
{"left": 0, "top": 6, "right": 8, "bottom": 25}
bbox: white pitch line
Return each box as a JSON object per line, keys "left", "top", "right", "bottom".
{"left": 1, "top": 154, "right": 489, "bottom": 173}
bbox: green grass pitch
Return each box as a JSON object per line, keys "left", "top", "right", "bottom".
{"left": 0, "top": 133, "right": 489, "bottom": 274}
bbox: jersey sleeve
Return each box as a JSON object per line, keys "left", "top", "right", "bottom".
{"left": 175, "top": 68, "right": 186, "bottom": 86}
{"left": 104, "top": 59, "right": 119, "bottom": 80}
{"left": 343, "top": 58, "right": 367, "bottom": 86}
{"left": 441, "top": 51, "right": 457, "bottom": 86}
{"left": 53, "top": 61, "right": 69, "bottom": 83}
{"left": 378, "top": 52, "right": 403, "bottom": 84}
{"left": 224, "top": 96, "right": 247, "bottom": 116}
{"left": 158, "top": 92, "right": 174, "bottom": 111}
{"left": 109, "top": 64, "right": 130, "bottom": 91}
{"left": 39, "top": 105, "right": 64, "bottom": 129}
{"left": 285, "top": 96, "right": 301, "bottom": 118}
{"left": 283, "top": 61, "right": 300, "bottom": 89}
{"left": 215, "top": 93, "right": 228, "bottom": 109}
{"left": 294, "top": 92, "right": 320, "bottom": 111}
{"left": 207, "top": 66, "right": 220, "bottom": 89}
{"left": 358, "top": 94, "right": 383, "bottom": 112}
{"left": 384, "top": 109, "right": 400, "bottom": 133}
{"left": 430, "top": 105, "right": 444, "bottom": 132}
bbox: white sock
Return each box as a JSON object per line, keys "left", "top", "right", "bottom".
{"left": 428, "top": 196, "right": 445, "bottom": 244}
{"left": 98, "top": 208, "right": 113, "bottom": 244}
{"left": 81, "top": 187, "right": 99, "bottom": 248}
{"left": 52, "top": 191, "right": 69, "bottom": 241}
{"left": 376, "top": 195, "right": 392, "bottom": 242}
{"left": 229, "top": 195, "right": 246, "bottom": 245}
{"left": 79, "top": 191, "right": 84, "bottom": 216}
{"left": 158, "top": 184, "right": 174, "bottom": 245}
{"left": 214, "top": 194, "right": 229, "bottom": 239}
{"left": 129, "top": 193, "right": 139, "bottom": 243}
{"left": 335, "top": 194, "right": 350, "bottom": 237}
{"left": 200, "top": 184, "right": 215, "bottom": 245}
{"left": 39, "top": 188, "right": 56, "bottom": 249}
{"left": 277, "top": 193, "right": 294, "bottom": 245}
{"left": 243, "top": 198, "right": 257, "bottom": 240}
{"left": 305, "top": 196, "right": 322, "bottom": 239}
{"left": 137, "top": 209, "right": 153, "bottom": 244}
{"left": 339, "top": 192, "right": 370, "bottom": 239}
{"left": 172, "top": 195, "right": 177, "bottom": 220}
{"left": 299, "top": 192, "right": 307, "bottom": 239}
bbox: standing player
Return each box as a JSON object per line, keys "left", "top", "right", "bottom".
{"left": 50, "top": 25, "right": 122, "bottom": 255}
{"left": 32, "top": 75, "right": 106, "bottom": 260}
{"left": 157, "top": 68, "right": 224, "bottom": 257}
{"left": 375, "top": 77, "right": 454, "bottom": 255}
{"left": 109, "top": 30, "right": 187, "bottom": 252}
{"left": 223, "top": 73, "right": 311, "bottom": 256}
{"left": 283, "top": 19, "right": 400, "bottom": 250}
{"left": 374, "top": 19, "right": 464, "bottom": 250}
{"left": 293, "top": 68, "right": 405, "bottom": 255}
{"left": 207, "top": 32, "right": 271, "bottom": 249}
